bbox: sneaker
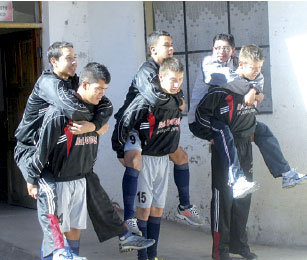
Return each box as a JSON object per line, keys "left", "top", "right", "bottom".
{"left": 176, "top": 205, "right": 205, "bottom": 226}
{"left": 230, "top": 248, "right": 258, "bottom": 259}
{"left": 233, "top": 176, "right": 259, "bottom": 199}
{"left": 212, "top": 253, "right": 232, "bottom": 260}
{"left": 125, "top": 218, "right": 142, "bottom": 236}
{"left": 53, "top": 249, "right": 87, "bottom": 260}
{"left": 282, "top": 169, "right": 307, "bottom": 188}
{"left": 147, "top": 258, "right": 164, "bottom": 260}
{"left": 119, "top": 234, "right": 155, "bottom": 253}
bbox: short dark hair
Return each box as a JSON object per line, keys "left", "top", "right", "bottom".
{"left": 147, "top": 30, "right": 171, "bottom": 51}
{"left": 239, "top": 45, "right": 264, "bottom": 63}
{"left": 159, "top": 57, "right": 184, "bottom": 75}
{"left": 213, "top": 33, "right": 235, "bottom": 48}
{"left": 47, "top": 41, "right": 73, "bottom": 63}
{"left": 80, "top": 62, "right": 111, "bottom": 84}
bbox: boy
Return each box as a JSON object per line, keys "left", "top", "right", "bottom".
{"left": 195, "top": 45, "right": 265, "bottom": 260}
{"left": 112, "top": 31, "right": 204, "bottom": 234}
{"left": 26, "top": 63, "right": 155, "bottom": 260}
{"left": 113, "top": 57, "right": 184, "bottom": 260}
{"left": 189, "top": 33, "right": 306, "bottom": 196}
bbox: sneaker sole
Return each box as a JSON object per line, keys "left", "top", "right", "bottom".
{"left": 234, "top": 183, "right": 260, "bottom": 199}
{"left": 283, "top": 176, "right": 307, "bottom": 189}
{"left": 176, "top": 212, "right": 205, "bottom": 226}
{"left": 119, "top": 240, "right": 155, "bottom": 253}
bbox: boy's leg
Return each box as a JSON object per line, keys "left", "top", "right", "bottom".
{"left": 86, "top": 171, "right": 127, "bottom": 242}
{"left": 254, "top": 121, "right": 307, "bottom": 188}
{"left": 169, "top": 147, "right": 204, "bottom": 226}
{"left": 229, "top": 140, "right": 257, "bottom": 259}
{"left": 147, "top": 208, "right": 163, "bottom": 260}
{"left": 53, "top": 178, "right": 87, "bottom": 260}
{"left": 122, "top": 130, "right": 142, "bottom": 234}
{"left": 211, "top": 144, "right": 233, "bottom": 260}
{"left": 136, "top": 207, "right": 150, "bottom": 260}
{"left": 211, "top": 118, "right": 259, "bottom": 198}
{"left": 37, "top": 170, "right": 65, "bottom": 258}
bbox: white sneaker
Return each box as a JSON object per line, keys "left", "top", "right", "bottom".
{"left": 282, "top": 168, "right": 307, "bottom": 188}
{"left": 125, "top": 218, "right": 142, "bottom": 236}
{"left": 233, "top": 176, "right": 259, "bottom": 199}
{"left": 53, "top": 249, "right": 87, "bottom": 260}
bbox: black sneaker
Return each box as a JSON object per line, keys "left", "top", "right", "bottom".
{"left": 230, "top": 248, "right": 258, "bottom": 259}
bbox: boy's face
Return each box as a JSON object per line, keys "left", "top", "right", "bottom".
{"left": 51, "top": 47, "right": 77, "bottom": 79}
{"left": 151, "top": 35, "right": 174, "bottom": 64}
{"left": 212, "top": 40, "right": 235, "bottom": 63}
{"left": 82, "top": 79, "right": 108, "bottom": 105}
{"left": 159, "top": 70, "right": 184, "bottom": 94}
{"left": 239, "top": 60, "right": 263, "bottom": 80}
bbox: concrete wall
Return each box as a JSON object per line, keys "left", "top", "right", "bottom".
{"left": 41, "top": 1, "right": 307, "bottom": 246}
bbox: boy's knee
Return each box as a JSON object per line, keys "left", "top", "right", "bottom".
{"left": 124, "top": 150, "right": 142, "bottom": 171}
{"left": 169, "top": 146, "right": 188, "bottom": 165}
{"left": 150, "top": 206, "right": 164, "bottom": 217}
{"left": 136, "top": 207, "right": 150, "bottom": 221}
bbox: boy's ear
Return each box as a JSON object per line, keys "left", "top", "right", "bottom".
{"left": 158, "top": 73, "right": 163, "bottom": 81}
{"left": 150, "top": 45, "right": 156, "bottom": 56}
{"left": 81, "top": 80, "right": 89, "bottom": 89}
{"left": 50, "top": 57, "right": 57, "bottom": 67}
{"left": 238, "top": 60, "right": 244, "bottom": 67}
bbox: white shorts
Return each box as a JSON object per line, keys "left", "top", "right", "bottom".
{"left": 135, "top": 155, "right": 170, "bottom": 209}
{"left": 124, "top": 130, "right": 142, "bottom": 152}
{"left": 56, "top": 178, "right": 87, "bottom": 233}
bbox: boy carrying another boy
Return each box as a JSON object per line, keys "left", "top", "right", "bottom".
{"left": 195, "top": 45, "right": 265, "bottom": 260}
{"left": 113, "top": 57, "right": 184, "bottom": 260}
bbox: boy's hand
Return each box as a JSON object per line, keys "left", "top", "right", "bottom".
{"left": 68, "top": 121, "right": 95, "bottom": 135}
{"left": 96, "top": 123, "right": 109, "bottom": 136}
{"left": 244, "top": 88, "right": 257, "bottom": 106}
{"left": 179, "top": 97, "right": 186, "bottom": 112}
{"left": 255, "top": 93, "right": 264, "bottom": 104}
{"left": 27, "top": 183, "right": 38, "bottom": 199}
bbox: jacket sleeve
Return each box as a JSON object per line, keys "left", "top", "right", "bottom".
{"left": 112, "top": 95, "right": 148, "bottom": 159}
{"left": 134, "top": 65, "right": 183, "bottom": 110}
{"left": 202, "top": 56, "right": 264, "bottom": 95}
{"left": 194, "top": 91, "right": 222, "bottom": 141}
{"left": 91, "top": 96, "right": 113, "bottom": 131}
{"left": 26, "top": 108, "right": 65, "bottom": 184}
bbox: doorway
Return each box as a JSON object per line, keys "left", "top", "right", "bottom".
{"left": 0, "top": 28, "right": 41, "bottom": 208}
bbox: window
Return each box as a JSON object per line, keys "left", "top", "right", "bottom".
{"left": 144, "top": 1, "right": 272, "bottom": 113}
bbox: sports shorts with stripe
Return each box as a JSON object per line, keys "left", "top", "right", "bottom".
{"left": 56, "top": 178, "right": 87, "bottom": 233}
{"left": 135, "top": 155, "right": 170, "bottom": 209}
{"left": 124, "top": 129, "right": 142, "bottom": 152}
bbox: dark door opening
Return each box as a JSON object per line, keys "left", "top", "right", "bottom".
{"left": 0, "top": 28, "right": 41, "bottom": 208}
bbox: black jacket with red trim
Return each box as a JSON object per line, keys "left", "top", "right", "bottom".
{"left": 27, "top": 103, "right": 99, "bottom": 184}
{"left": 195, "top": 86, "right": 257, "bottom": 141}
{"left": 112, "top": 93, "right": 181, "bottom": 158}
{"left": 114, "top": 58, "right": 183, "bottom": 122}
{"left": 15, "top": 69, "right": 112, "bottom": 146}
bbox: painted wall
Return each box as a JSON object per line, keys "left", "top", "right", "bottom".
{"left": 41, "top": 1, "right": 307, "bottom": 246}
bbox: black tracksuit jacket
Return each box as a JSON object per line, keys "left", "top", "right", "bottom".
{"left": 113, "top": 58, "right": 183, "bottom": 158}
{"left": 112, "top": 93, "right": 181, "bottom": 158}
{"left": 15, "top": 69, "right": 112, "bottom": 146}
{"left": 195, "top": 86, "right": 257, "bottom": 141}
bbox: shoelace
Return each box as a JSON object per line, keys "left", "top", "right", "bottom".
{"left": 188, "top": 206, "right": 199, "bottom": 216}
{"left": 127, "top": 218, "right": 138, "bottom": 228}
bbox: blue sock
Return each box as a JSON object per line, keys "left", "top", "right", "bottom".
{"left": 40, "top": 242, "right": 53, "bottom": 260}
{"left": 137, "top": 219, "right": 148, "bottom": 260}
{"left": 122, "top": 167, "right": 140, "bottom": 220}
{"left": 174, "top": 163, "right": 190, "bottom": 207}
{"left": 147, "top": 216, "right": 161, "bottom": 259}
{"left": 119, "top": 230, "right": 131, "bottom": 240}
{"left": 64, "top": 238, "right": 80, "bottom": 255}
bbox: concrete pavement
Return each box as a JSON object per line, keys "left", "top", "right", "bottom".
{"left": 1, "top": 203, "right": 307, "bottom": 260}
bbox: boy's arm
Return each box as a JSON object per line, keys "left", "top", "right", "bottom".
{"left": 112, "top": 95, "right": 148, "bottom": 159}
{"left": 202, "top": 56, "right": 264, "bottom": 95}
{"left": 26, "top": 108, "right": 65, "bottom": 185}
{"left": 68, "top": 96, "right": 113, "bottom": 134}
